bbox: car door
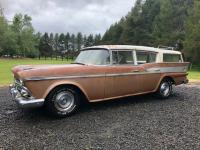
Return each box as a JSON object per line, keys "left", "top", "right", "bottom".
{"left": 135, "top": 51, "right": 161, "bottom": 93}
{"left": 104, "top": 50, "right": 143, "bottom": 99}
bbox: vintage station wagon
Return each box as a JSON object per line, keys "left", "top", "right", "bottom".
{"left": 10, "top": 45, "right": 190, "bottom": 117}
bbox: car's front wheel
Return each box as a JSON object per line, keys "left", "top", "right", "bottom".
{"left": 45, "top": 86, "right": 80, "bottom": 117}
{"left": 155, "top": 79, "right": 173, "bottom": 99}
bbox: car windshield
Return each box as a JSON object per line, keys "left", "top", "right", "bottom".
{"left": 74, "top": 49, "right": 110, "bottom": 65}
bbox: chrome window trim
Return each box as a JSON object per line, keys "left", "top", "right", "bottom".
{"left": 76, "top": 48, "right": 111, "bottom": 66}
{"left": 109, "top": 49, "right": 113, "bottom": 65}
{"left": 133, "top": 50, "right": 137, "bottom": 65}
{"left": 110, "top": 49, "right": 135, "bottom": 66}
{"left": 163, "top": 53, "right": 183, "bottom": 63}
{"left": 135, "top": 50, "right": 158, "bottom": 65}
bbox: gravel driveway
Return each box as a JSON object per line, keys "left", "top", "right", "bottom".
{"left": 0, "top": 84, "right": 200, "bottom": 150}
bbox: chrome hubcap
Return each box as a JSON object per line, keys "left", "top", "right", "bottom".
{"left": 54, "top": 91, "right": 75, "bottom": 112}
{"left": 160, "top": 82, "right": 170, "bottom": 96}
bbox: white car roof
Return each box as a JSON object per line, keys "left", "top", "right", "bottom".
{"left": 85, "top": 45, "right": 182, "bottom": 55}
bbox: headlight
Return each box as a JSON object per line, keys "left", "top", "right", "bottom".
{"left": 14, "top": 78, "right": 31, "bottom": 98}
{"left": 21, "top": 88, "right": 29, "bottom": 97}
{"left": 20, "top": 86, "right": 31, "bottom": 98}
{"left": 19, "top": 79, "right": 24, "bottom": 86}
{"left": 15, "top": 78, "right": 24, "bottom": 86}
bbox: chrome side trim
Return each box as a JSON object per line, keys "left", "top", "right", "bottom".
{"left": 146, "top": 66, "right": 187, "bottom": 73}
{"left": 105, "top": 72, "right": 159, "bottom": 77}
{"left": 25, "top": 74, "right": 106, "bottom": 81}
{"left": 24, "top": 66, "right": 188, "bottom": 81}
{"left": 25, "top": 72, "right": 161, "bottom": 81}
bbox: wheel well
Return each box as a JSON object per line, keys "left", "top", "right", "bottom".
{"left": 46, "top": 84, "right": 88, "bottom": 102}
{"left": 162, "top": 76, "right": 175, "bottom": 84}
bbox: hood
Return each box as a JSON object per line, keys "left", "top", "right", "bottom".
{"left": 12, "top": 64, "right": 86, "bottom": 80}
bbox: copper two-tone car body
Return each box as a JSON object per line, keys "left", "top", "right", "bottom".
{"left": 10, "top": 45, "right": 190, "bottom": 116}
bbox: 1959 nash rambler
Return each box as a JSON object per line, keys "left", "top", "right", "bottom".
{"left": 10, "top": 45, "right": 190, "bottom": 117}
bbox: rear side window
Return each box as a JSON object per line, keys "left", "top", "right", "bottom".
{"left": 136, "top": 51, "right": 157, "bottom": 64}
{"left": 112, "top": 51, "right": 134, "bottom": 65}
{"left": 163, "top": 54, "right": 182, "bottom": 62}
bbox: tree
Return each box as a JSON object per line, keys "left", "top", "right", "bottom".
{"left": 54, "top": 33, "right": 59, "bottom": 56}
{"left": 0, "top": 6, "right": 18, "bottom": 56}
{"left": 10, "top": 13, "right": 39, "bottom": 57}
{"left": 64, "top": 33, "right": 70, "bottom": 50}
{"left": 0, "top": 9, "right": 8, "bottom": 53}
{"left": 77, "top": 32, "right": 83, "bottom": 51}
{"left": 86, "top": 34, "right": 94, "bottom": 47}
{"left": 58, "top": 33, "right": 65, "bottom": 53}
{"left": 0, "top": 7, "right": 103, "bottom": 59}
{"left": 49, "top": 33, "right": 54, "bottom": 57}
{"left": 152, "top": 0, "right": 188, "bottom": 47}
{"left": 70, "top": 34, "right": 76, "bottom": 51}
{"left": 94, "top": 34, "right": 101, "bottom": 45}
{"left": 102, "top": 18, "right": 125, "bottom": 44}
{"left": 102, "top": 0, "right": 160, "bottom": 45}
{"left": 39, "top": 32, "right": 51, "bottom": 58}
{"left": 83, "top": 35, "right": 88, "bottom": 47}
{"left": 101, "top": 0, "right": 197, "bottom": 62}
{"left": 184, "top": 0, "right": 200, "bottom": 63}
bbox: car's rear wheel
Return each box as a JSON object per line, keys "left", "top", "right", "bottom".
{"left": 155, "top": 79, "right": 172, "bottom": 99}
{"left": 45, "top": 86, "right": 80, "bottom": 117}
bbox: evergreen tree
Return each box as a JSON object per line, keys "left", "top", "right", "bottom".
{"left": 152, "top": 0, "right": 188, "bottom": 47}
{"left": 94, "top": 34, "right": 101, "bottom": 45}
{"left": 101, "top": 0, "right": 197, "bottom": 62}
{"left": 77, "top": 32, "right": 83, "bottom": 51}
{"left": 39, "top": 32, "right": 51, "bottom": 58}
{"left": 58, "top": 33, "right": 65, "bottom": 53}
{"left": 49, "top": 33, "right": 54, "bottom": 57}
{"left": 86, "top": 34, "right": 94, "bottom": 47}
{"left": 64, "top": 32, "right": 70, "bottom": 50}
{"left": 83, "top": 35, "right": 88, "bottom": 47}
{"left": 70, "top": 34, "right": 76, "bottom": 51}
{"left": 54, "top": 33, "right": 59, "bottom": 55}
{"left": 184, "top": 0, "right": 200, "bottom": 63}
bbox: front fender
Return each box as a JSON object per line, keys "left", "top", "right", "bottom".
{"left": 42, "top": 80, "right": 90, "bottom": 100}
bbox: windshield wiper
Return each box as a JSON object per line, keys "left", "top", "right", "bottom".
{"left": 71, "top": 62, "right": 86, "bottom": 65}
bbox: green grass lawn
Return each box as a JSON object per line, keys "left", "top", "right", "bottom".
{"left": 188, "top": 71, "right": 200, "bottom": 81}
{"left": 188, "top": 65, "right": 200, "bottom": 81}
{"left": 0, "top": 58, "right": 200, "bottom": 86}
{"left": 0, "top": 58, "right": 72, "bottom": 86}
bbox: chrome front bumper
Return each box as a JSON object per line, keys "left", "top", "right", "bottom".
{"left": 9, "top": 84, "right": 44, "bottom": 108}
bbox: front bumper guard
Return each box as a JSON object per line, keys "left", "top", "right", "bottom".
{"left": 9, "top": 84, "right": 44, "bottom": 108}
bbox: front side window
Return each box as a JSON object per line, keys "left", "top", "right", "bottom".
{"left": 75, "top": 49, "right": 110, "bottom": 65}
{"left": 163, "top": 54, "right": 182, "bottom": 62}
{"left": 136, "top": 51, "right": 157, "bottom": 64}
{"left": 112, "top": 51, "right": 134, "bottom": 65}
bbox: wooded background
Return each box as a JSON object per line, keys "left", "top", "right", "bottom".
{"left": 0, "top": 0, "right": 200, "bottom": 63}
